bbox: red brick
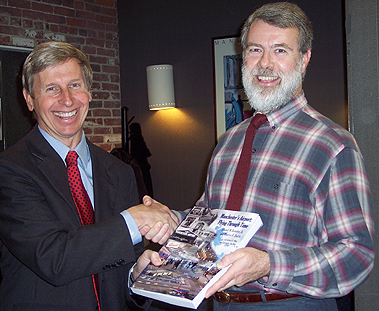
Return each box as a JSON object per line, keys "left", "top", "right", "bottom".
{"left": 94, "top": 127, "right": 112, "bottom": 134}
{"left": 73, "top": 0, "right": 84, "bottom": 10}
{"left": 91, "top": 64, "right": 101, "bottom": 73}
{"left": 106, "top": 24, "right": 118, "bottom": 33}
{"left": 95, "top": 14, "right": 114, "bottom": 24}
{"left": 104, "top": 101, "right": 120, "bottom": 108}
{"left": 31, "top": 2, "right": 54, "bottom": 13}
{"left": 54, "top": 6, "right": 75, "bottom": 17}
{"left": 95, "top": 0, "right": 115, "bottom": 7}
{"left": 104, "top": 118, "right": 121, "bottom": 126}
{"left": 91, "top": 82, "right": 101, "bottom": 90}
{"left": 76, "top": 10, "right": 95, "bottom": 20}
{"left": 8, "top": 0, "right": 30, "bottom": 9}
{"left": 23, "top": 19, "right": 33, "bottom": 28}
{"left": 62, "top": 0, "right": 74, "bottom": 7}
{"left": 0, "top": 6, "right": 22, "bottom": 17}
{"left": 99, "top": 143, "right": 112, "bottom": 152}
{"left": 83, "top": 127, "right": 93, "bottom": 135}
{"left": 93, "top": 109, "right": 112, "bottom": 117}
{"left": 102, "top": 65, "right": 119, "bottom": 74}
{"left": 93, "top": 73, "right": 110, "bottom": 82}
{"left": 85, "top": 118, "right": 104, "bottom": 126}
{"left": 113, "top": 127, "right": 122, "bottom": 134}
{"left": 87, "top": 135, "right": 104, "bottom": 144}
{"left": 90, "top": 55, "right": 108, "bottom": 64}
{"left": 102, "top": 7, "right": 117, "bottom": 17}
{"left": 89, "top": 101, "right": 103, "bottom": 109}
{"left": 68, "top": 26, "right": 78, "bottom": 35}
{"left": 85, "top": 3, "right": 102, "bottom": 13}
{"left": 110, "top": 92, "right": 120, "bottom": 100}
{"left": 92, "top": 91, "right": 110, "bottom": 100}
{"left": 65, "top": 35, "right": 85, "bottom": 45}
{"left": 87, "top": 20, "right": 106, "bottom": 31}
{"left": 105, "top": 40, "right": 118, "bottom": 49}
{"left": 66, "top": 17, "right": 86, "bottom": 27}
{"left": 112, "top": 109, "right": 121, "bottom": 117}
{"left": 0, "top": 25, "right": 23, "bottom": 36}
{"left": 97, "top": 47, "right": 115, "bottom": 57}
{"left": 0, "top": 15, "right": 9, "bottom": 25}
{"left": 82, "top": 45, "right": 96, "bottom": 54}
{"left": 33, "top": 21, "right": 44, "bottom": 30}
{"left": 97, "top": 31, "right": 105, "bottom": 39}
{"left": 102, "top": 83, "right": 119, "bottom": 91}
{"left": 110, "top": 75, "right": 119, "bottom": 83}
{"left": 0, "top": 35, "right": 10, "bottom": 44}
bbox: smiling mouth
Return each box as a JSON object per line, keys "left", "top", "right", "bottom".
{"left": 257, "top": 75, "right": 279, "bottom": 82}
{"left": 53, "top": 109, "right": 78, "bottom": 118}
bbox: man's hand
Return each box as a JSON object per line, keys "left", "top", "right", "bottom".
{"left": 205, "top": 247, "right": 270, "bottom": 298}
{"left": 133, "top": 250, "right": 162, "bottom": 280}
{"left": 127, "top": 196, "right": 179, "bottom": 244}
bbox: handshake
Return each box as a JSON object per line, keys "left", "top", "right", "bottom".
{"left": 127, "top": 195, "right": 179, "bottom": 245}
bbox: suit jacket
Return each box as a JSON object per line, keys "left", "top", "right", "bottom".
{"left": 0, "top": 126, "right": 147, "bottom": 311}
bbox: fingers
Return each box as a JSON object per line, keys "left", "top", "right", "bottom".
{"left": 134, "top": 250, "right": 162, "bottom": 279}
{"left": 205, "top": 266, "right": 235, "bottom": 298}
{"left": 128, "top": 199, "right": 179, "bottom": 241}
{"left": 205, "top": 248, "right": 271, "bottom": 298}
{"left": 143, "top": 222, "right": 171, "bottom": 245}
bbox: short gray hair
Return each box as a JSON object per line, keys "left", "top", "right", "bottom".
{"left": 22, "top": 41, "right": 93, "bottom": 97}
{"left": 240, "top": 2, "right": 313, "bottom": 55}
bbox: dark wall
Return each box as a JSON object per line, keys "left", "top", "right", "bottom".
{"left": 117, "top": 0, "right": 346, "bottom": 210}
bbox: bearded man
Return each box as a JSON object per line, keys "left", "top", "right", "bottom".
{"left": 178, "top": 2, "right": 374, "bottom": 311}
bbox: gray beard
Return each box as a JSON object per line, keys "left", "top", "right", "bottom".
{"left": 242, "top": 58, "right": 303, "bottom": 113}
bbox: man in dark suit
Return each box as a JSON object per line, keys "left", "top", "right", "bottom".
{"left": 0, "top": 41, "right": 178, "bottom": 310}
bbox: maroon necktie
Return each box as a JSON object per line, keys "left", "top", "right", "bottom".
{"left": 225, "top": 114, "right": 267, "bottom": 211}
{"left": 66, "top": 150, "right": 101, "bottom": 311}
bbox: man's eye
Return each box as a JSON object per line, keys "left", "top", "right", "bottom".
{"left": 71, "top": 83, "right": 80, "bottom": 88}
{"left": 247, "top": 48, "right": 261, "bottom": 54}
{"left": 276, "top": 49, "right": 286, "bottom": 53}
{"left": 46, "top": 86, "right": 57, "bottom": 93}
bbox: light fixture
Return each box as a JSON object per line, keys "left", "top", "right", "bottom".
{"left": 146, "top": 64, "right": 175, "bottom": 110}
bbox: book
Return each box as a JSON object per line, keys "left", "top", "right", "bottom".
{"left": 131, "top": 206, "right": 263, "bottom": 309}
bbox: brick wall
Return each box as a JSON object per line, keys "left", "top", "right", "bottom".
{"left": 0, "top": 0, "right": 122, "bottom": 151}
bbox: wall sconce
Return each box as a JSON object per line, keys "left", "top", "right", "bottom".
{"left": 146, "top": 64, "right": 175, "bottom": 110}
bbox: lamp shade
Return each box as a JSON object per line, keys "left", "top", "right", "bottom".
{"left": 146, "top": 64, "right": 175, "bottom": 110}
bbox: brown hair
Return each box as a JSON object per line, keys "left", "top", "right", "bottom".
{"left": 22, "top": 41, "right": 92, "bottom": 97}
{"left": 240, "top": 2, "right": 313, "bottom": 55}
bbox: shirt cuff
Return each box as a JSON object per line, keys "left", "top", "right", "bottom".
{"left": 121, "top": 210, "right": 142, "bottom": 245}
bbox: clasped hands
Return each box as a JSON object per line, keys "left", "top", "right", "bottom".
{"left": 127, "top": 195, "right": 179, "bottom": 245}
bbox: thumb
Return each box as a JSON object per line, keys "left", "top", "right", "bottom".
{"left": 136, "top": 250, "right": 162, "bottom": 275}
{"left": 142, "top": 195, "right": 154, "bottom": 206}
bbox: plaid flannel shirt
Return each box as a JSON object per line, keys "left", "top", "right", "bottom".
{"left": 197, "top": 91, "right": 374, "bottom": 298}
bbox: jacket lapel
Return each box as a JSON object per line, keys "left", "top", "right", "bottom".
{"left": 88, "top": 142, "right": 119, "bottom": 222}
{"left": 26, "top": 127, "right": 79, "bottom": 217}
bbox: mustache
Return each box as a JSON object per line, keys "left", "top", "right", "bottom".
{"left": 247, "top": 66, "right": 283, "bottom": 79}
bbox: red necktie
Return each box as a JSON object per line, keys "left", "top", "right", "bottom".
{"left": 225, "top": 114, "right": 267, "bottom": 211}
{"left": 66, "top": 150, "right": 101, "bottom": 310}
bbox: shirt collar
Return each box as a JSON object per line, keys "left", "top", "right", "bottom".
{"left": 38, "top": 126, "right": 89, "bottom": 167}
{"left": 265, "top": 90, "right": 308, "bottom": 129}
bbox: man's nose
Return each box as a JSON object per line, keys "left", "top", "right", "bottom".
{"left": 258, "top": 51, "right": 274, "bottom": 69}
{"left": 59, "top": 88, "right": 73, "bottom": 106}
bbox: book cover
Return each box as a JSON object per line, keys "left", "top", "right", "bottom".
{"left": 131, "top": 206, "right": 263, "bottom": 309}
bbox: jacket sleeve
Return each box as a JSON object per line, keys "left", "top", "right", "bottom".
{"left": 0, "top": 154, "right": 139, "bottom": 287}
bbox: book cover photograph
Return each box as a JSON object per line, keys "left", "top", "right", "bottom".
{"left": 131, "top": 206, "right": 263, "bottom": 309}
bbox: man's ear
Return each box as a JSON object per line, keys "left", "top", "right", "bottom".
{"left": 23, "top": 88, "right": 34, "bottom": 112}
{"left": 301, "top": 49, "right": 311, "bottom": 74}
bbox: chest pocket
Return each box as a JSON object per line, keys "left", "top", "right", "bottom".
{"left": 247, "top": 175, "right": 318, "bottom": 248}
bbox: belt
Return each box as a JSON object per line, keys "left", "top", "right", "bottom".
{"left": 213, "top": 291, "right": 301, "bottom": 304}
